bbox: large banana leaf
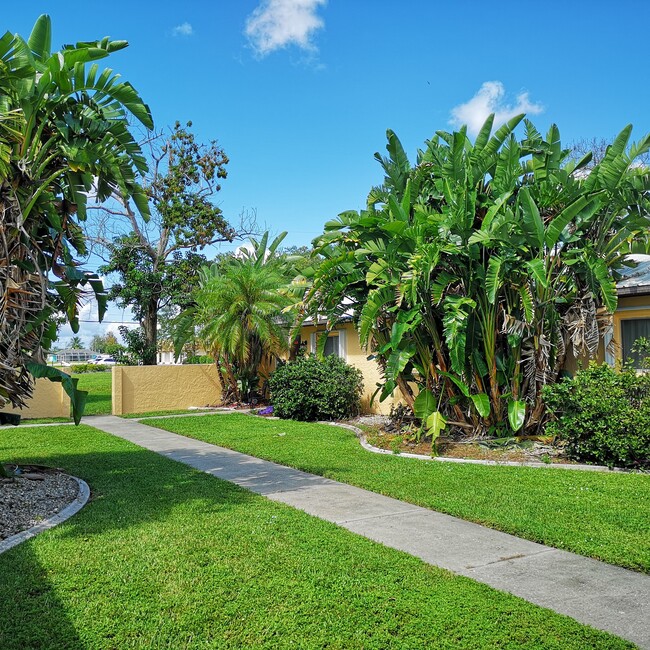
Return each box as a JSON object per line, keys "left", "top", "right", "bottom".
{"left": 413, "top": 389, "right": 436, "bottom": 421}
{"left": 545, "top": 196, "right": 601, "bottom": 248}
{"left": 519, "top": 188, "right": 545, "bottom": 250}
{"left": 507, "top": 400, "right": 526, "bottom": 432}
{"left": 27, "top": 363, "right": 88, "bottom": 425}
{"left": 470, "top": 393, "right": 491, "bottom": 418}
{"left": 442, "top": 296, "right": 475, "bottom": 376}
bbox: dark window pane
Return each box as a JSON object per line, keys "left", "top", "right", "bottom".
{"left": 323, "top": 335, "right": 339, "bottom": 357}
{"left": 621, "top": 319, "right": 650, "bottom": 368}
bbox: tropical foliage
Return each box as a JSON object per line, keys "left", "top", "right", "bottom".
{"left": 174, "top": 232, "right": 295, "bottom": 402}
{"left": 300, "top": 115, "right": 650, "bottom": 435}
{"left": 0, "top": 15, "right": 151, "bottom": 420}
{"left": 543, "top": 363, "right": 650, "bottom": 469}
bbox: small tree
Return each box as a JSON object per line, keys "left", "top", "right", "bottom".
{"left": 115, "top": 326, "right": 155, "bottom": 366}
{"left": 91, "top": 122, "right": 249, "bottom": 365}
{"left": 90, "top": 332, "right": 119, "bottom": 353}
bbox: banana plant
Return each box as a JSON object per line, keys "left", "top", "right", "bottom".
{"left": 301, "top": 114, "right": 650, "bottom": 437}
{"left": 0, "top": 15, "right": 152, "bottom": 412}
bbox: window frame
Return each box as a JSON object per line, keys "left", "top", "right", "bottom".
{"left": 620, "top": 317, "right": 650, "bottom": 369}
{"left": 309, "top": 329, "right": 347, "bottom": 360}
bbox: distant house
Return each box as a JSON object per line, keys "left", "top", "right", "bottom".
{"left": 54, "top": 348, "right": 95, "bottom": 364}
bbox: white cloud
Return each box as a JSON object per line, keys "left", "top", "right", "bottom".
{"left": 245, "top": 0, "right": 326, "bottom": 57}
{"left": 450, "top": 81, "right": 543, "bottom": 137}
{"left": 173, "top": 22, "right": 194, "bottom": 37}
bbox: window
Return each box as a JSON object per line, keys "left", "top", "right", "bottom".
{"left": 621, "top": 318, "right": 650, "bottom": 368}
{"left": 309, "top": 330, "right": 346, "bottom": 360}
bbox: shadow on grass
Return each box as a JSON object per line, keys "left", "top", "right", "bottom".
{"left": 0, "top": 444, "right": 261, "bottom": 648}
{"left": 0, "top": 544, "right": 84, "bottom": 648}
{"left": 23, "top": 446, "right": 259, "bottom": 538}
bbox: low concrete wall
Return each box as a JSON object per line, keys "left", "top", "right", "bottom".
{"left": 112, "top": 365, "right": 222, "bottom": 416}
{"left": 0, "top": 378, "right": 70, "bottom": 420}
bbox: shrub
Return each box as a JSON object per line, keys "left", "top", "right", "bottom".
{"left": 543, "top": 363, "right": 650, "bottom": 469}
{"left": 185, "top": 355, "right": 215, "bottom": 365}
{"left": 70, "top": 363, "right": 109, "bottom": 374}
{"left": 269, "top": 355, "right": 363, "bottom": 421}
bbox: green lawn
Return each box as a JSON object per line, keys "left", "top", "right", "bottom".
{"left": 122, "top": 408, "right": 216, "bottom": 419}
{"left": 74, "top": 371, "right": 112, "bottom": 415}
{"left": 0, "top": 424, "right": 629, "bottom": 649}
{"left": 149, "top": 414, "right": 650, "bottom": 573}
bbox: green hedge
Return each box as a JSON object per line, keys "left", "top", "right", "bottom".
{"left": 269, "top": 355, "right": 363, "bottom": 421}
{"left": 185, "top": 355, "right": 215, "bottom": 365}
{"left": 543, "top": 363, "right": 650, "bottom": 469}
{"left": 69, "top": 363, "right": 110, "bottom": 374}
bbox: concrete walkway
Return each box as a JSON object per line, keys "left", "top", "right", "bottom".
{"left": 85, "top": 415, "right": 650, "bottom": 648}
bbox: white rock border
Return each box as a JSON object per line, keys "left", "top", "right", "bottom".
{"left": 0, "top": 475, "right": 90, "bottom": 554}
{"left": 321, "top": 421, "right": 631, "bottom": 473}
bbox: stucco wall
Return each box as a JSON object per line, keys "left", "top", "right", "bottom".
{"left": 112, "top": 365, "right": 222, "bottom": 416}
{"left": 298, "top": 322, "right": 401, "bottom": 415}
{"left": 0, "top": 378, "right": 70, "bottom": 420}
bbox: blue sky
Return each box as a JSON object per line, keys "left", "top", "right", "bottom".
{"left": 6, "top": 1, "right": 650, "bottom": 345}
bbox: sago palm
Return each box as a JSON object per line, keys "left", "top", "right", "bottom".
{"left": 184, "top": 233, "right": 294, "bottom": 402}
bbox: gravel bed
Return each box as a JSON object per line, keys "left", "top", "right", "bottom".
{"left": 350, "top": 415, "right": 391, "bottom": 427}
{"left": 0, "top": 471, "right": 80, "bottom": 540}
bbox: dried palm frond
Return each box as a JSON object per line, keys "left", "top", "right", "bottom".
{"left": 563, "top": 295, "right": 600, "bottom": 357}
{"left": 0, "top": 193, "right": 48, "bottom": 407}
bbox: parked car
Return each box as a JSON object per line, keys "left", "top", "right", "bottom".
{"left": 92, "top": 355, "right": 117, "bottom": 365}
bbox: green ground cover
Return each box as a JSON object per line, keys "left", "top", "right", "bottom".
{"left": 0, "top": 424, "right": 629, "bottom": 649}
{"left": 150, "top": 414, "right": 650, "bottom": 573}
{"left": 74, "top": 372, "right": 112, "bottom": 415}
{"left": 122, "top": 408, "right": 216, "bottom": 419}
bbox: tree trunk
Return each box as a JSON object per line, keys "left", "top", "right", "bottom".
{"left": 142, "top": 297, "right": 158, "bottom": 365}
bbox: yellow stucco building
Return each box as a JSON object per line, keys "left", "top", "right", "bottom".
{"left": 608, "top": 255, "right": 650, "bottom": 368}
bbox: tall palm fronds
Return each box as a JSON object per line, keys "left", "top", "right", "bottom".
{"left": 173, "top": 232, "right": 294, "bottom": 403}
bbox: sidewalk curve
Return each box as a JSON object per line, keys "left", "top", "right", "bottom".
{"left": 85, "top": 415, "right": 650, "bottom": 648}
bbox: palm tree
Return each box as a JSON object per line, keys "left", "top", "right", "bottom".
{"left": 0, "top": 15, "right": 151, "bottom": 417}
{"left": 176, "top": 232, "right": 294, "bottom": 403}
